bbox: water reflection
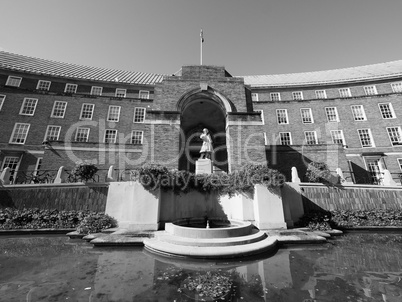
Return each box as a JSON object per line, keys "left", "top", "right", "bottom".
{"left": 0, "top": 233, "right": 401, "bottom": 301}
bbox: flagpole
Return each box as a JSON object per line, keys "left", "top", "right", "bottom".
{"left": 200, "top": 29, "right": 203, "bottom": 65}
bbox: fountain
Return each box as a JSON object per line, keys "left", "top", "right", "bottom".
{"left": 143, "top": 217, "right": 277, "bottom": 258}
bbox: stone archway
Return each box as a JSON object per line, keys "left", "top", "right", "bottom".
{"left": 178, "top": 89, "right": 229, "bottom": 173}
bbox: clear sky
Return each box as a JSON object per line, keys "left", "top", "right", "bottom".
{"left": 1, "top": 0, "right": 401, "bottom": 76}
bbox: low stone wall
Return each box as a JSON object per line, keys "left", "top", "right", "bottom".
{"left": 0, "top": 183, "right": 108, "bottom": 212}
{"left": 300, "top": 183, "right": 402, "bottom": 211}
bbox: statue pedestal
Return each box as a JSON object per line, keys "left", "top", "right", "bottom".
{"left": 195, "top": 159, "right": 212, "bottom": 175}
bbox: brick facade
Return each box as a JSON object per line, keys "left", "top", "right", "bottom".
{"left": 1, "top": 53, "right": 402, "bottom": 184}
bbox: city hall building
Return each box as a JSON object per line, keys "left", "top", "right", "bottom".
{"left": 1, "top": 51, "right": 402, "bottom": 184}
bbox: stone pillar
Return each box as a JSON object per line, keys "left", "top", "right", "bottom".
{"left": 253, "top": 184, "right": 287, "bottom": 229}
{"left": 291, "top": 167, "right": 301, "bottom": 183}
{"left": 54, "top": 166, "right": 67, "bottom": 183}
{"left": 106, "top": 165, "right": 114, "bottom": 182}
{"left": 281, "top": 182, "right": 304, "bottom": 225}
{"left": 0, "top": 167, "right": 11, "bottom": 185}
{"left": 383, "top": 169, "right": 397, "bottom": 186}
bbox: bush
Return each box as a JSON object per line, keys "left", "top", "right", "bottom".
{"left": 0, "top": 208, "right": 117, "bottom": 233}
{"left": 76, "top": 213, "right": 117, "bottom": 234}
{"left": 305, "top": 161, "right": 332, "bottom": 183}
{"left": 296, "top": 209, "right": 402, "bottom": 230}
{"left": 70, "top": 162, "right": 99, "bottom": 182}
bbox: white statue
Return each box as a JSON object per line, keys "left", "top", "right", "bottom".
{"left": 199, "top": 128, "right": 213, "bottom": 159}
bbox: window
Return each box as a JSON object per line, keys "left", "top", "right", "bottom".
{"left": 255, "top": 109, "right": 265, "bottom": 124}
{"left": 391, "top": 82, "right": 402, "bottom": 93}
{"left": 51, "top": 101, "right": 67, "bottom": 118}
{"left": 351, "top": 105, "right": 367, "bottom": 121}
{"left": 364, "top": 85, "right": 377, "bottom": 96}
{"left": 1, "top": 156, "right": 20, "bottom": 182}
{"left": 276, "top": 109, "right": 288, "bottom": 124}
{"left": 0, "top": 95, "right": 5, "bottom": 111}
{"left": 315, "top": 90, "right": 327, "bottom": 99}
{"left": 131, "top": 131, "right": 144, "bottom": 144}
{"left": 80, "top": 103, "right": 95, "bottom": 120}
{"left": 270, "top": 93, "right": 281, "bottom": 101}
{"left": 397, "top": 158, "right": 402, "bottom": 171}
{"left": 75, "top": 127, "right": 90, "bottom": 142}
{"left": 139, "top": 90, "right": 150, "bottom": 99}
{"left": 9, "top": 123, "right": 30, "bottom": 144}
{"left": 115, "top": 88, "right": 126, "bottom": 98}
{"left": 386, "top": 127, "right": 402, "bottom": 145}
{"left": 104, "top": 129, "right": 117, "bottom": 143}
{"left": 325, "top": 107, "right": 339, "bottom": 122}
{"left": 36, "top": 80, "right": 51, "bottom": 91}
{"left": 19, "top": 98, "right": 38, "bottom": 116}
{"left": 91, "top": 86, "right": 103, "bottom": 96}
{"left": 292, "top": 91, "right": 303, "bottom": 100}
{"left": 133, "top": 107, "right": 146, "bottom": 123}
{"left": 304, "top": 131, "right": 318, "bottom": 145}
{"left": 64, "top": 83, "right": 78, "bottom": 94}
{"left": 251, "top": 93, "right": 259, "bottom": 102}
{"left": 44, "top": 125, "right": 61, "bottom": 141}
{"left": 330, "top": 130, "right": 345, "bottom": 145}
{"left": 300, "top": 108, "right": 314, "bottom": 124}
{"left": 107, "top": 105, "right": 121, "bottom": 122}
{"left": 33, "top": 157, "right": 43, "bottom": 176}
{"left": 339, "top": 88, "right": 351, "bottom": 98}
{"left": 279, "top": 132, "right": 292, "bottom": 145}
{"left": 378, "top": 103, "right": 396, "bottom": 119}
{"left": 6, "top": 76, "right": 22, "bottom": 87}
{"left": 358, "top": 129, "right": 375, "bottom": 147}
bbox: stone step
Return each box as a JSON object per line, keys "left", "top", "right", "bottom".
{"left": 143, "top": 236, "right": 278, "bottom": 259}
{"left": 154, "top": 229, "right": 267, "bottom": 247}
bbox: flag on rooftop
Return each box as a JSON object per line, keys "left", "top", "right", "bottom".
{"left": 200, "top": 29, "right": 204, "bottom": 43}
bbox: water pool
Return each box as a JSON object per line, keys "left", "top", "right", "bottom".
{"left": 0, "top": 233, "right": 401, "bottom": 301}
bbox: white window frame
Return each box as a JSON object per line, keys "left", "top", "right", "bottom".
{"left": 315, "top": 90, "right": 327, "bottom": 99}
{"left": 304, "top": 131, "right": 318, "bottom": 145}
{"left": 357, "top": 129, "right": 375, "bottom": 148}
{"left": 263, "top": 132, "right": 268, "bottom": 145}
{"left": 104, "top": 129, "right": 118, "bottom": 143}
{"left": 19, "top": 98, "right": 38, "bottom": 116}
{"left": 363, "top": 85, "right": 377, "bottom": 96}
{"left": 391, "top": 82, "right": 402, "bottom": 93}
{"left": 131, "top": 130, "right": 144, "bottom": 145}
{"left": 115, "top": 88, "right": 126, "bottom": 98}
{"left": 279, "top": 132, "right": 292, "bottom": 145}
{"left": 44, "top": 125, "right": 61, "bottom": 141}
{"left": 386, "top": 126, "right": 402, "bottom": 145}
{"left": 0, "top": 94, "right": 5, "bottom": 111}
{"left": 36, "top": 80, "right": 51, "bottom": 91}
{"left": 292, "top": 91, "right": 303, "bottom": 100}
{"left": 91, "top": 86, "right": 103, "bottom": 96}
{"left": 251, "top": 93, "right": 259, "bottom": 102}
{"left": 351, "top": 105, "right": 367, "bottom": 121}
{"left": 339, "top": 88, "right": 351, "bottom": 98}
{"left": 133, "top": 107, "right": 146, "bottom": 123}
{"left": 276, "top": 109, "right": 289, "bottom": 124}
{"left": 1, "top": 156, "right": 21, "bottom": 182}
{"left": 139, "top": 90, "right": 150, "bottom": 99}
{"left": 33, "top": 157, "right": 43, "bottom": 176}
{"left": 75, "top": 127, "right": 90, "bottom": 142}
{"left": 64, "top": 83, "right": 78, "bottom": 94}
{"left": 270, "top": 92, "right": 281, "bottom": 101}
{"left": 300, "top": 108, "right": 314, "bottom": 124}
{"left": 51, "top": 101, "right": 67, "bottom": 118}
{"left": 80, "top": 103, "right": 95, "bottom": 120}
{"left": 107, "top": 105, "right": 121, "bottom": 122}
{"left": 330, "top": 130, "right": 345, "bottom": 145}
{"left": 378, "top": 103, "right": 396, "bottom": 119}
{"left": 6, "top": 76, "right": 22, "bottom": 87}
{"left": 397, "top": 158, "right": 402, "bottom": 172}
{"left": 325, "top": 107, "right": 340, "bottom": 122}
{"left": 9, "top": 123, "right": 30, "bottom": 144}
